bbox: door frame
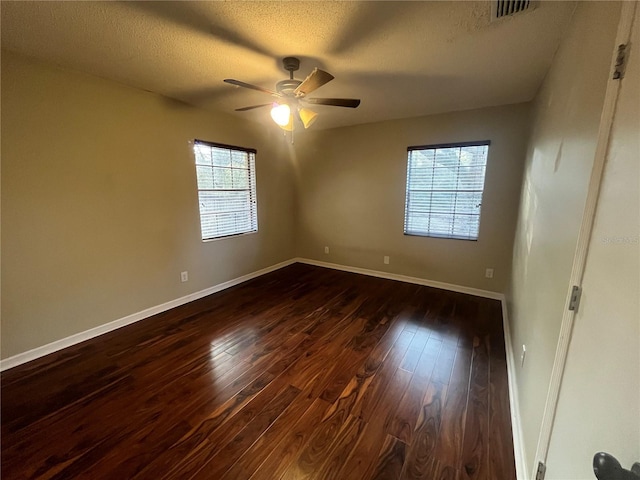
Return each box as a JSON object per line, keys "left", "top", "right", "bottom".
{"left": 533, "top": 2, "right": 638, "bottom": 477}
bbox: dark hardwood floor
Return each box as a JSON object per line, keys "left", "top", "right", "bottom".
{"left": 1, "top": 263, "right": 516, "bottom": 480}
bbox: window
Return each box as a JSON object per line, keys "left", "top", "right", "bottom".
{"left": 404, "top": 141, "right": 490, "bottom": 241}
{"left": 193, "top": 139, "right": 258, "bottom": 240}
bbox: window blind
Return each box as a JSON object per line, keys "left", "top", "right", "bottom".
{"left": 193, "top": 140, "right": 258, "bottom": 240}
{"left": 404, "top": 141, "right": 490, "bottom": 241}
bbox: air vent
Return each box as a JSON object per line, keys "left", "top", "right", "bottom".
{"left": 492, "top": 0, "right": 535, "bottom": 20}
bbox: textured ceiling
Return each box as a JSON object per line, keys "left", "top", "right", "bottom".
{"left": 1, "top": 1, "right": 576, "bottom": 130}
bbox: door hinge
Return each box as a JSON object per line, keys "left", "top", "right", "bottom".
{"left": 536, "top": 461, "right": 547, "bottom": 480}
{"left": 613, "top": 43, "right": 628, "bottom": 80}
{"left": 569, "top": 285, "right": 582, "bottom": 311}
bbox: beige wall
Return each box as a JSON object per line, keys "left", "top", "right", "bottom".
{"left": 295, "top": 104, "right": 530, "bottom": 293}
{"left": 546, "top": 5, "right": 639, "bottom": 477}
{"left": 508, "top": 1, "right": 621, "bottom": 475}
{"left": 1, "top": 51, "right": 295, "bottom": 359}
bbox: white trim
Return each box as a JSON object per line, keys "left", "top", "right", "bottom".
{"left": 295, "top": 257, "right": 503, "bottom": 300}
{"left": 502, "top": 298, "right": 528, "bottom": 480}
{"left": 0, "top": 259, "right": 296, "bottom": 372}
{"left": 1, "top": 257, "right": 503, "bottom": 371}
{"left": 533, "top": 2, "right": 637, "bottom": 473}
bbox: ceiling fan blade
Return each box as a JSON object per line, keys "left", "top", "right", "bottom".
{"left": 235, "top": 103, "right": 272, "bottom": 111}
{"left": 294, "top": 68, "right": 334, "bottom": 96}
{"left": 224, "top": 79, "right": 279, "bottom": 96}
{"left": 305, "top": 98, "right": 361, "bottom": 108}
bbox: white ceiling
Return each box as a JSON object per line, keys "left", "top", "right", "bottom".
{"left": 1, "top": 1, "right": 576, "bottom": 130}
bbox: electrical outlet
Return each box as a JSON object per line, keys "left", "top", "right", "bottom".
{"left": 181, "top": 271, "right": 188, "bottom": 282}
{"left": 485, "top": 268, "right": 494, "bottom": 279}
{"left": 383, "top": 256, "right": 390, "bottom": 265}
{"left": 324, "top": 246, "right": 329, "bottom": 254}
{"left": 521, "top": 344, "right": 526, "bottom": 367}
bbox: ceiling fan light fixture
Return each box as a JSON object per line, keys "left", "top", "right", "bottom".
{"left": 228, "top": 57, "right": 360, "bottom": 135}
{"left": 270, "top": 103, "right": 291, "bottom": 127}
{"left": 282, "top": 117, "right": 294, "bottom": 132}
{"left": 298, "top": 108, "right": 318, "bottom": 129}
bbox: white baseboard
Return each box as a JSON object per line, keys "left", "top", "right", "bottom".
{"left": 501, "top": 299, "right": 528, "bottom": 480}
{"left": 0, "top": 259, "right": 296, "bottom": 372}
{"left": 295, "top": 257, "right": 503, "bottom": 300}
{"left": 1, "top": 257, "right": 498, "bottom": 371}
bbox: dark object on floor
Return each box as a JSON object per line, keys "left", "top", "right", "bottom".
{"left": 593, "top": 452, "right": 640, "bottom": 480}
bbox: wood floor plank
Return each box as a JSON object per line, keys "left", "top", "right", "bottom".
{"left": 309, "top": 351, "right": 399, "bottom": 479}
{"left": 280, "top": 389, "right": 357, "bottom": 479}
{"left": 131, "top": 335, "right": 312, "bottom": 479}
{"left": 369, "top": 435, "right": 407, "bottom": 480}
{"left": 189, "top": 384, "right": 301, "bottom": 479}
{"left": 1, "top": 264, "right": 516, "bottom": 480}
{"left": 400, "top": 327, "right": 430, "bottom": 373}
{"left": 460, "top": 336, "right": 490, "bottom": 480}
{"left": 400, "top": 381, "right": 447, "bottom": 479}
{"left": 387, "top": 328, "right": 443, "bottom": 446}
{"left": 352, "top": 330, "right": 414, "bottom": 422}
{"left": 432, "top": 345, "right": 473, "bottom": 478}
{"left": 247, "top": 398, "right": 330, "bottom": 480}
{"left": 219, "top": 385, "right": 317, "bottom": 480}
{"left": 415, "top": 336, "right": 443, "bottom": 380}
{"left": 308, "top": 414, "right": 366, "bottom": 480}
{"left": 325, "top": 371, "right": 411, "bottom": 478}
{"left": 328, "top": 421, "right": 385, "bottom": 480}
{"left": 430, "top": 341, "right": 458, "bottom": 385}
{"left": 386, "top": 372, "right": 431, "bottom": 444}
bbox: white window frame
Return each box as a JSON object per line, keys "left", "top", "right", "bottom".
{"left": 193, "top": 139, "right": 258, "bottom": 241}
{"left": 404, "top": 141, "right": 490, "bottom": 241}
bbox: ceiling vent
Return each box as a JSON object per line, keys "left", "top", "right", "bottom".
{"left": 491, "top": 0, "right": 535, "bottom": 20}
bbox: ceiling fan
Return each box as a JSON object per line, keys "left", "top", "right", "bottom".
{"left": 224, "top": 57, "right": 361, "bottom": 131}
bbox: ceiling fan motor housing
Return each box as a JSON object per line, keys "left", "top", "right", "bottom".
{"left": 276, "top": 79, "right": 302, "bottom": 96}
{"left": 282, "top": 56, "right": 300, "bottom": 74}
